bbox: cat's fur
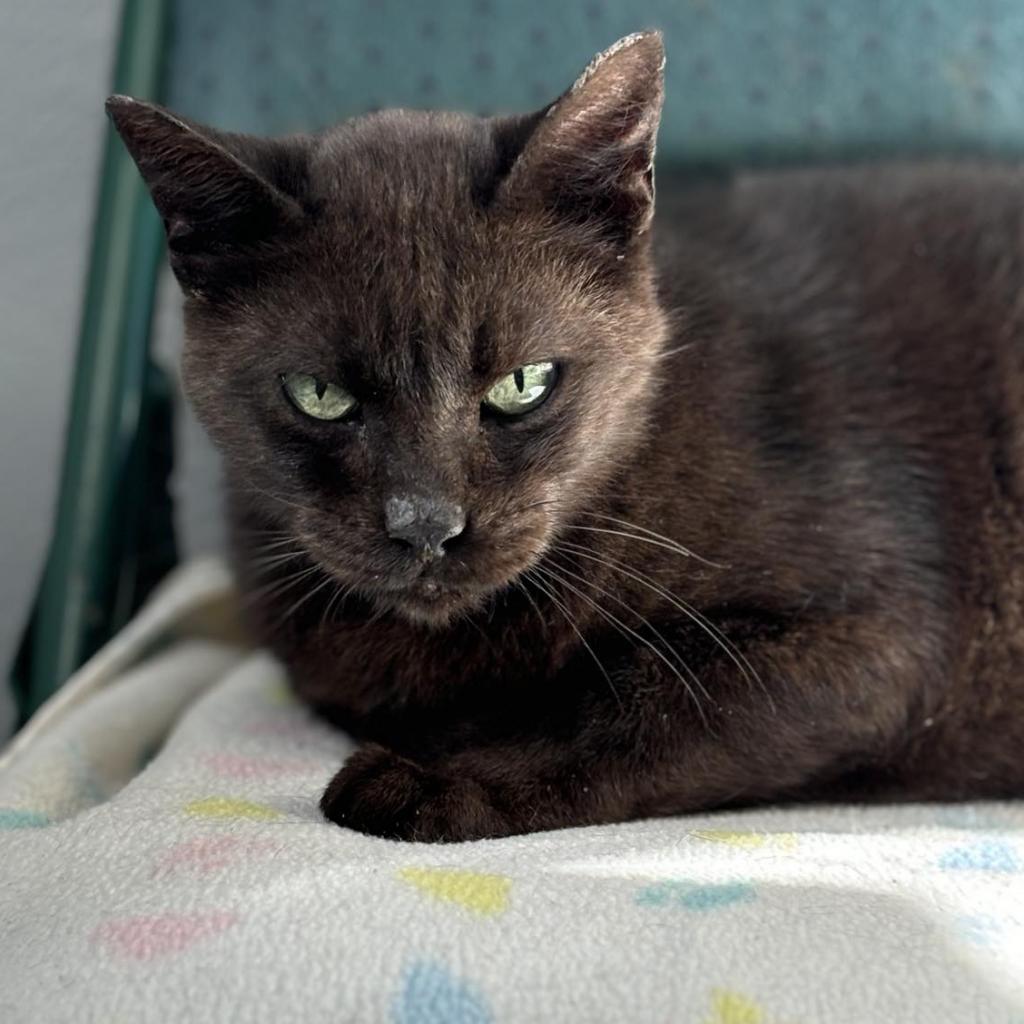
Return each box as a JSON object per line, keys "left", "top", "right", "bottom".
{"left": 109, "top": 33, "right": 1024, "bottom": 841}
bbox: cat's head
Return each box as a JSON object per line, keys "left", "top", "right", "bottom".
{"left": 109, "top": 32, "right": 668, "bottom": 626}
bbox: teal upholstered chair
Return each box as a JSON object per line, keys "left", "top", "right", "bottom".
{"left": 15, "top": 0, "right": 1024, "bottom": 718}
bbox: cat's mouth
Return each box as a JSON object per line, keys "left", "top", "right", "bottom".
{"left": 379, "top": 576, "right": 474, "bottom": 625}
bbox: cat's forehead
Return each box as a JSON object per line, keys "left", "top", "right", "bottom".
{"left": 294, "top": 112, "right": 577, "bottom": 373}
{"left": 312, "top": 110, "right": 502, "bottom": 226}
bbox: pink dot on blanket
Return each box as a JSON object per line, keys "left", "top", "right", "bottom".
{"left": 150, "top": 836, "right": 280, "bottom": 878}
{"left": 241, "top": 718, "right": 310, "bottom": 738}
{"left": 201, "top": 752, "right": 317, "bottom": 778}
{"left": 92, "top": 912, "right": 237, "bottom": 960}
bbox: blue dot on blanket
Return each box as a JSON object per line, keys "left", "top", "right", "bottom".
{"left": 0, "top": 809, "right": 49, "bottom": 829}
{"left": 393, "top": 961, "right": 492, "bottom": 1024}
{"left": 939, "top": 839, "right": 1019, "bottom": 873}
{"left": 635, "top": 881, "right": 756, "bottom": 910}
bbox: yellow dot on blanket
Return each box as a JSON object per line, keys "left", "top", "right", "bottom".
{"left": 705, "top": 988, "right": 765, "bottom": 1024}
{"left": 691, "top": 830, "right": 798, "bottom": 851}
{"left": 398, "top": 867, "right": 511, "bottom": 916}
{"left": 184, "top": 797, "right": 280, "bottom": 821}
{"left": 260, "top": 680, "right": 298, "bottom": 707}
{"left": 692, "top": 830, "right": 766, "bottom": 849}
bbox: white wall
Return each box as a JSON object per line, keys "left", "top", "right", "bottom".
{"left": 0, "top": 0, "right": 121, "bottom": 736}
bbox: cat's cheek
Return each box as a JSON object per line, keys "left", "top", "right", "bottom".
{"left": 319, "top": 745, "right": 512, "bottom": 843}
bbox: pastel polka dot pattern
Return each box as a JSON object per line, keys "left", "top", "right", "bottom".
{"left": 92, "top": 912, "right": 238, "bottom": 961}
{"left": 183, "top": 796, "right": 281, "bottom": 820}
{"left": 704, "top": 988, "right": 768, "bottom": 1024}
{"left": 939, "top": 839, "right": 1020, "bottom": 872}
{"left": 201, "top": 752, "right": 318, "bottom": 778}
{"left": 398, "top": 867, "right": 511, "bottom": 917}
{"left": 393, "top": 961, "right": 493, "bottom": 1024}
{"left": 3, "top": 640, "right": 1023, "bottom": 1020}
{"left": 150, "top": 836, "right": 281, "bottom": 878}
{"left": 0, "top": 809, "right": 48, "bottom": 829}
{"left": 2, "top": 618, "right": 1024, "bottom": 1019}
{"left": 263, "top": 682, "right": 298, "bottom": 707}
{"left": 691, "top": 829, "right": 798, "bottom": 851}
{"left": 957, "top": 914, "right": 1004, "bottom": 948}
{"left": 636, "top": 881, "right": 756, "bottom": 911}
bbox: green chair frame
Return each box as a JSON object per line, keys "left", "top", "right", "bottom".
{"left": 14, "top": 0, "right": 175, "bottom": 719}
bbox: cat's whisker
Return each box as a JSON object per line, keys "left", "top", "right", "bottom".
{"left": 512, "top": 578, "right": 549, "bottom": 636}
{"left": 275, "top": 571, "right": 336, "bottom": 627}
{"left": 516, "top": 498, "right": 560, "bottom": 513}
{"left": 241, "top": 556, "right": 312, "bottom": 587}
{"left": 656, "top": 341, "right": 699, "bottom": 359}
{"left": 238, "top": 483, "right": 322, "bottom": 518}
{"left": 535, "top": 561, "right": 709, "bottom": 727}
{"left": 575, "top": 512, "right": 727, "bottom": 568}
{"left": 238, "top": 530, "right": 297, "bottom": 547}
{"left": 251, "top": 535, "right": 306, "bottom": 552}
{"left": 246, "top": 548, "right": 308, "bottom": 571}
{"left": 567, "top": 525, "right": 712, "bottom": 564}
{"left": 460, "top": 612, "right": 496, "bottom": 651}
{"left": 242, "top": 563, "right": 323, "bottom": 606}
{"left": 522, "top": 568, "right": 622, "bottom": 710}
{"left": 544, "top": 554, "right": 712, "bottom": 711}
{"left": 319, "top": 579, "right": 352, "bottom": 631}
{"left": 556, "top": 541, "right": 769, "bottom": 710}
{"left": 534, "top": 564, "right": 639, "bottom": 654}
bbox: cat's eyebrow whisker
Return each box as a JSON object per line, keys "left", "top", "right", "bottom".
{"left": 575, "top": 513, "right": 727, "bottom": 568}
{"left": 522, "top": 568, "right": 622, "bottom": 711}
{"left": 536, "top": 560, "right": 710, "bottom": 727}
{"left": 556, "top": 541, "right": 769, "bottom": 710}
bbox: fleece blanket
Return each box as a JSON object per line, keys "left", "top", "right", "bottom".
{"left": 0, "top": 563, "right": 1022, "bottom": 1024}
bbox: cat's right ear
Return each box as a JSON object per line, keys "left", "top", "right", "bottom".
{"left": 106, "top": 96, "right": 308, "bottom": 293}
{"left": 496, "top": 32, "right": 665, "bottom": 248}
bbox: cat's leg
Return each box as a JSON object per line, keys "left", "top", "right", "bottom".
{"left": 320, "top": 611, "right": 941, "bottom": 841}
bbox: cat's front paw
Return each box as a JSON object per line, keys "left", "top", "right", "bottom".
{"left": 320, "top": 744, "right": 511, "bottom": 842}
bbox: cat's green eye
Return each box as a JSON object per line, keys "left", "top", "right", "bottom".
{"left": 281, "top": 372, "right": 357, "bottom": 421}
{"left": 483, "top": 361, "right": 559, "bottom": 417}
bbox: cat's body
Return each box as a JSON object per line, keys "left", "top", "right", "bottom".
{"left": 110, "top": 34, "right": 1024, "bottom": 841}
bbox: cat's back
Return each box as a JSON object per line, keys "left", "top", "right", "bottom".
{"left": 655, "top": 160, "right": 1024, "bottom": 445}
{"left": 657, "top": 160, "right": 1024, "bottom": 319}
{"left": 654, "top": 162, "right": 1024, "bottom": 796}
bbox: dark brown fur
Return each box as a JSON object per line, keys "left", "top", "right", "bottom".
{"left": 109, "top": 33, "right": 1024, "bottom": 841}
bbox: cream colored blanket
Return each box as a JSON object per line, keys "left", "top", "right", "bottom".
{"left": 0, "top": 562, "right": 1022, "bottom": 1023}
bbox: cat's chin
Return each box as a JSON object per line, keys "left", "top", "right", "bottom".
{"left": 384, "top": 592, "right": 481, "bottom": 629}
{"left": 374, "top": 578, "right": 489, "bottom": 629}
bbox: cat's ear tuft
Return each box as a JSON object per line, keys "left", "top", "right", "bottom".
{"left": 498, "top": 32, "right": 665, "bottom": 244}
{"left": 106, "top": 96, "right": 308, "bottom": 292}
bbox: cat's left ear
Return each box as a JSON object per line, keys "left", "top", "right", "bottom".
{"left": 498, "top": 32, "right": 665, "bottom": 245}
{"left": 106, "top": 96, "right": 309, "bottom": 293}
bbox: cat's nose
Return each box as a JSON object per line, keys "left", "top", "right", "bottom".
{"left": 385, "top": 495, "right": 466, "bottom": 559}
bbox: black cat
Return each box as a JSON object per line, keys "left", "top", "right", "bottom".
{"left": 109, "top": 32, "right": 1024, "bottom": 841}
